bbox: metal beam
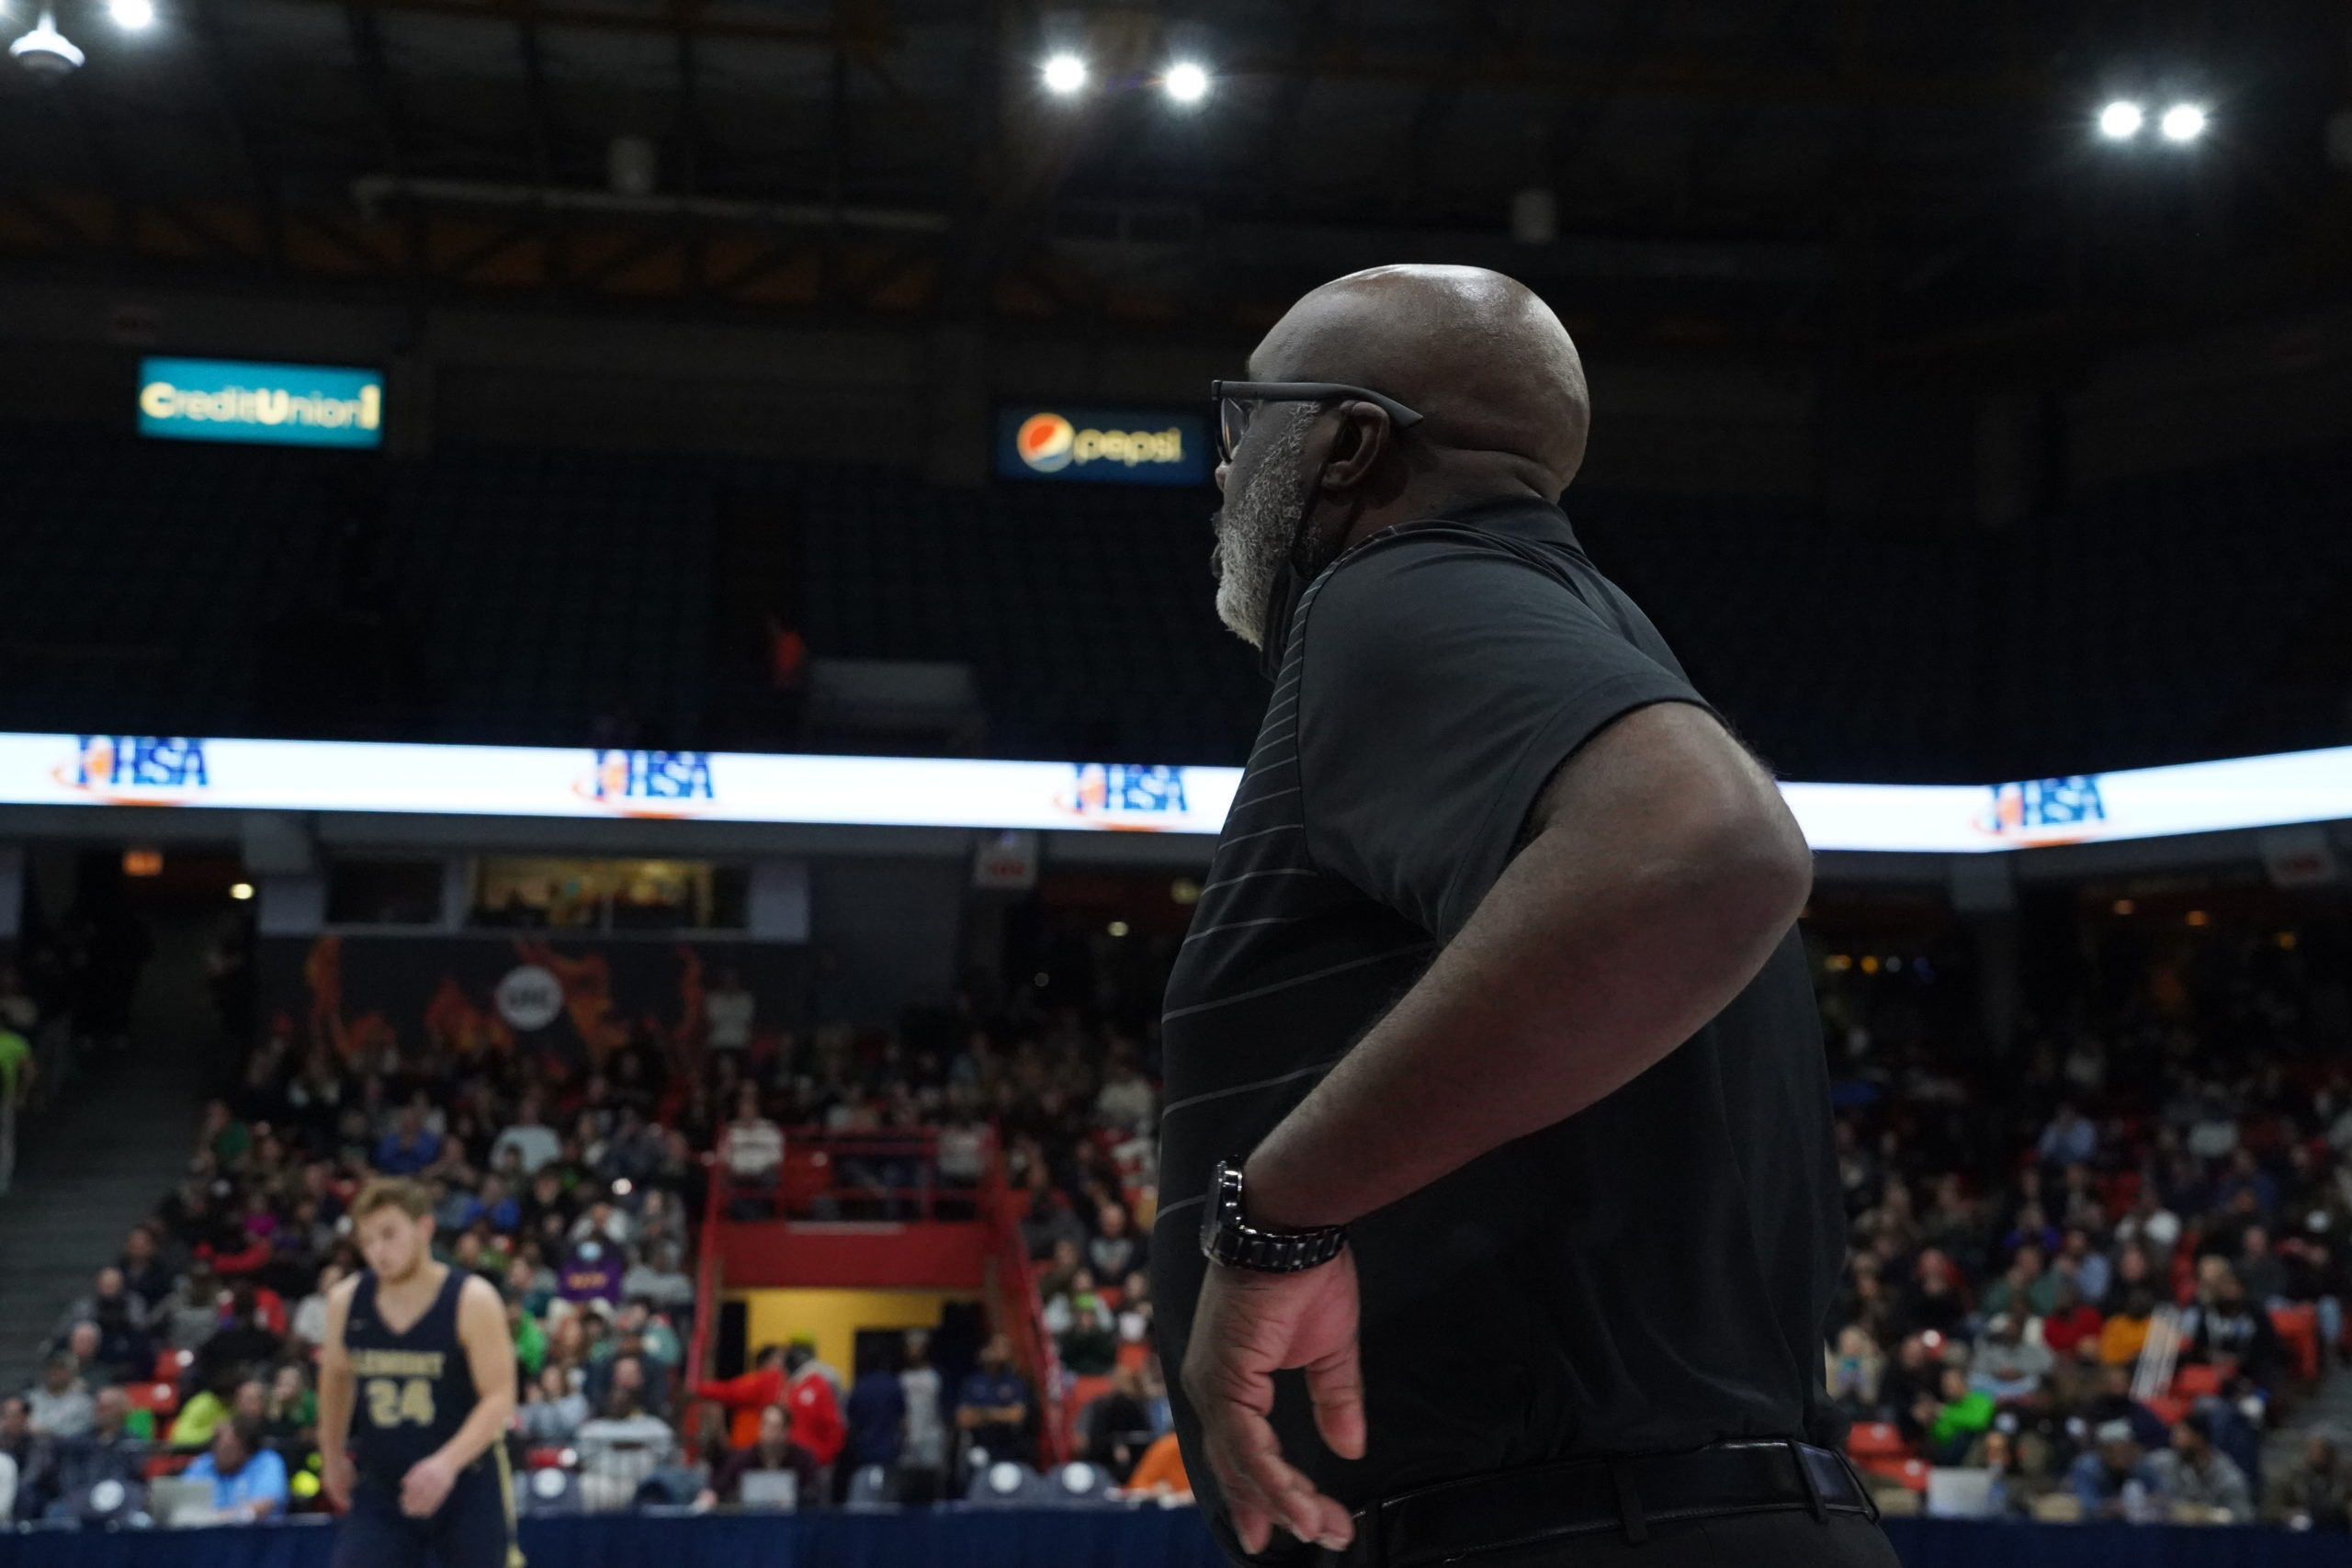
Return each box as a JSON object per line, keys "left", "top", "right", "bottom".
{"left": 188, "top": 0, "right": 286, "bottom": 266}
{"left": 1386, "top": 0, "right": 1521, "bottom": 219}
{"left": 307, "top": 0, "right": 862, "bottom": 47}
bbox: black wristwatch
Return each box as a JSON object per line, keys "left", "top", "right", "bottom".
{"left": 1198, "top": 1159, "right": 1348, "bottom": 1273}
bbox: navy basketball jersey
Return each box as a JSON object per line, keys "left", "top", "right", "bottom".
{"left": 344, "top": 1266, "right": 481, "bottom": 1481}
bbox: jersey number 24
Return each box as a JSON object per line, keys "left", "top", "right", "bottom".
{"left": 366, "top": 1377, "right": 436, "bottom": 1427}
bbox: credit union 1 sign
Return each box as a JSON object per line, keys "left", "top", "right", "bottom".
{"left": 138, "top": 356, "right": 385, "bottom": 448}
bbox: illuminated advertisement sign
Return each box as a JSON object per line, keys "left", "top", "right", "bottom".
{"left": 137, "top": 356, "right": 384, "bottom": 448}
{"left": 994, "top": 405, "right": 1210, "bottom": 486}
{"left": 0, "top": 733, "right": 2345, "bottom": 851}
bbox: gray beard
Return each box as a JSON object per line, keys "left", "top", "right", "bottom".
{"left": 1208, "top": 408, "right": 1315, "bottom": 649}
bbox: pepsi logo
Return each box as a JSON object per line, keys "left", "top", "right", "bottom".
{"left": 1017, "top": 412, "right": 1077, "bottom": 473}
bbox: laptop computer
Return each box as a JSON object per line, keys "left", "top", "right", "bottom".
{"left": 147, "top": 1476, "right": 219, "bottom": 1527}
{"left": 738, "top": 1469, "right": 799, "bottom": 1511}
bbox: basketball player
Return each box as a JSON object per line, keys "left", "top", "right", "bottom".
{"left": 320, "top": 1179, "right": 522, "bottom": 1568}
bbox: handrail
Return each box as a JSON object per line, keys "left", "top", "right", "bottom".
{"left": 980, "top": 1128, "right": 1070, "bottom": 1467}
{"left": 680, "top": 1151, "right": 728, "bottom": 1444}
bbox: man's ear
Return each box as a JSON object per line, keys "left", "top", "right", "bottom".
{"left": 1314, "top": 402, "right": 1391, "bottom": 498}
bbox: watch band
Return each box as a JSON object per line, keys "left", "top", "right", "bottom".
{"left": 1198, "top": 1159, "right": 1348, "bottom": 1273}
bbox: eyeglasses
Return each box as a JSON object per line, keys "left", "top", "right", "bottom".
{"left": 1211, "top": 379, "right": 1425, "bottom": 466}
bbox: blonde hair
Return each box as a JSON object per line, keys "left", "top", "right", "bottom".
{"left": 351, "top": 1177, "right": 433, "bottom": 1222}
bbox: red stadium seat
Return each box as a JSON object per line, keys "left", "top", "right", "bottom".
{"left": 142, "top": 1452, "right": 194, "bottom": 1481}
{"left": 526, "top": 1447, "right": 570, "bottom": 1470}
{"left": 779, "top": 1148, "right": 833, "bottom": 1212}
{"left": 1846, "top": 1423, "right": 1908, "bottom": 1460}
{"left": 1060, "top": 1374, "right": 1116, "bottom": 1453}
{"left": 2146, "top": 1395, "right": 2189, "bottom": 1426}
{"left": 2270, "top": 1304, "right": 2320, "bottom": 1382}
{"left": 126, "top": 1382, "right": 178, "bottom": 1416}
{"left": 1860, "top": 1456, "right": 1929, "bottom": 1492}
{"left": 2172, "top": 1364, "right": 2222, "bottom": 1399}
{"left": 152, "top": 1348, "right": 192, "bottom": 1382}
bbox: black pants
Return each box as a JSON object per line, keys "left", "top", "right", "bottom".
{"left": 1431, "top": 1509, "right": 1899, "bottom": 1567}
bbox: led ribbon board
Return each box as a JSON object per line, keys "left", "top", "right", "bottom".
{"left": 4, "top": 734, "right": 2349, "bottom": 849}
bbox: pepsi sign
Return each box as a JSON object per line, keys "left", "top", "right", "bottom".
{"left": 995, "top": 405, "right": 1210, "bottom": 486}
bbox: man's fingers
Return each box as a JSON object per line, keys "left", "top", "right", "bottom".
{"left": 1304, "top": 1337, "right": 1367, "bottom": 1462}
{"left": 1217, "top": 1410, "right": 1353, "bottom": 1550}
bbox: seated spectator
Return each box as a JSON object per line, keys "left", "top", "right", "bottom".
{"left": 719, "top": 1085, "right": 784, "bottom": 1211}
{"left": 620, "top": 1242, "right": 695, "bottom": 1315}
{"left": 492, "top": 1093, "right": 564, "bottom": 1177}
{"left": 290, "top": 1259, "right": 345, "bottom": 1351}
{"left": 2053, "top": 1228, "right": 2110, "bottom": 1306}
{"left": 2183, "top": 1260, "right": 2287, "bottom": 1391}
{"left": 182, "top": 1416, "right": 288, "bottom": 1522}
{"left": 701, "top": 1403, "right": 820, "bottom": 1507}
{"left": 1968, "top": 1314, "right": 2052, "bottom": 1403}
{"left": 1120, "top": 1429, "right": 1193, "bottom": 1502}
{"left": 2068, "top": 1419, "right": 2165, "bottom": 1520}
{"left": 169, "top": 1373, "right": 263, "bottom": 1449}
{"left": 1901, "top": 1249, "right": 1970, "bottom": 1341}
{"left": 1088, "top": 1201, "right": 1145, "bottom": 1281}
{"left": 2235, "top": 1225, "right": 2288, "bottom": 1306}
{"left": 25, "top": 1352, "right": 94, "bottom": 1439}
{"left": 1, "top": 1393, "right": 35, "bottom": 1478}
{"left": 262, "top": 1362, "right": 314, "bottom": 1450}
{"left": 2037, "top": 1278, "right": 2104, "bottom": 1361}
{"left": 1078, "top": 1367, "right": 1155, "bottom": 1483}
{"left": 373, "top": 1101, "right": 442, "bottom": 1177}
{"left": 2098, "top": 1286, "right": 2159, "bottom": 1367}
{"left": 118, "top": 1226, "right": 175, "bottom": 1311}
{"left": 1980, "top": 1244, "right": 2059, "bottom": 1322}
{"left": 2038, "top": 1103, "right": 2098, "bottom": 1168}
{"left": 2266, "top": 1429, "right": 2350, "bottom": 1530}
{"left": 1958, "top": 1427, "right": 2045, "bottom": 1517}
{"left": 1092, "top": 1049, "right": 1157, "bottom": 1136}
{"left": 1880, "top": 1333, "right": 1943, "bottom": 1443}
{"left": 2075, "top": 1361, "right": 2171, "bottom": 1450}
{"left": 2145, "top": 1410, "right": 2254, "bottom": 1521}
{"left": 22, "top": 1385, "right": 143, "bottom": 1518}
{"left": 956, "top": 1334, "right": 1033, "bottom": 1466}
{"left": 195, "top": 1281, "right": 283, "bottom": 1390}
{"left": 574, "top": 1387, "right": 676, "bottom": 1511}
{"left": 1824, "top": 1325, "right": 1885, "bottom": 1420}
{"left": 520, "top": 1365, "right": 589, "bottom": 1446}
{"left": 1918, "top": 1365, "right": 1995, "bottom": 1465}
{"left": 159, "top": 1260, "right": 225, "bottom": 1353}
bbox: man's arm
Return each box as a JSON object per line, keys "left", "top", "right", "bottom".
{"left": 1244, "top": 701, "right": 1812, "bottom": 1230}
{"left": 315, "top": 1279, "right": 359, "bottom": 1508}
{"left": 401, "top": 1277, "right": 516, "bottom": 1516}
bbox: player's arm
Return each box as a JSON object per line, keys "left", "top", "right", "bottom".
{"left": 1243, "top": 701, "right": 1810, "bottom": 1227}
{"left": 438, "top": 1276, "right": 519, "bottom": 1472}
{"left": 315, "top": 1276, "right": 361, "bottom": 1508}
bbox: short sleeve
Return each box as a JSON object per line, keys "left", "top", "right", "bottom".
{"left": 1298, "top": 534, "right": 1707, "bottom": 942}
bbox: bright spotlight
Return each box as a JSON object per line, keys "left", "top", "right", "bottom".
{"left": 1164, "top": 62, "right": 1209, "bottom": 105}
{"left": 1041, "top": 52, "right": 1087, "bottom": 96}
{"left": 2098, "top": 100, "right": 2144, "bottom": 141}
{"left": 109, "top": 0, "right": 154, "bottom": 30}
{"left": 2160, "top": 104, "right": 2208, "bottom": 143}
{"left": 230, "top": 882, "right": 254, "bottom": 901}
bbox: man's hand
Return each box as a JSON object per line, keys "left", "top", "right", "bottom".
{"left": 1181, "top": 1252, "right": 1365, "bottom": 1556}
{"left": 322, "top": 1451, "right": 355, "bottom": 1512}
{"left": 400, "top": 1452, "right": 458, "bottom": 1517}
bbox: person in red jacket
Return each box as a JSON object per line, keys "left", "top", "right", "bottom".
{"left": 696, "top": 1344, "right": 844, "bottom": 1465}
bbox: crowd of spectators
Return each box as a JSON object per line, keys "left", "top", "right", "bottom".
{"left": 1816, "top": 920, "right": 2351, "bottom": 1528}
{"left": 1, "top": 950, "right": 1192, "bottom": 1525}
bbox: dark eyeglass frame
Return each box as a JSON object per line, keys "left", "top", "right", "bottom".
{"left": 1211, "top": 379, "right": 1426, "bottom": 466}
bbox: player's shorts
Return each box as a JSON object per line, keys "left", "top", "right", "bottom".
{"left": 333, "top": 1453, "right": 524, "bottom": 1568}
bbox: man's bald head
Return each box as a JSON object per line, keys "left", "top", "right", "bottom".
{"left": 1250, "top": 265, "right": 1589, "bottom": 496}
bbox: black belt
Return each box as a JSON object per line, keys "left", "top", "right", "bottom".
{"left": 1323, "top": 1438, "right": 1880, "bottom": 1568}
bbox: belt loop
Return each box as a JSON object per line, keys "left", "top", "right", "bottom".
{"left": 1832, "top": 1448, "right": 1882, "bottom": 1526}
{"left": 1607, "top": 1458, "right": 1649, "bottom": 1545}
{"left": 1788, "top": 1439, "right": 1826, "bottom": 1524}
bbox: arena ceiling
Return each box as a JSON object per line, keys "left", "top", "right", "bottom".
{"left": 0, "top": 0, "right": 2346, "bottom": 359}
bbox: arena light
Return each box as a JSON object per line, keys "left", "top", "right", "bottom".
{"left": 2159, "top": 104, "right": 2209, "bottom": 143}
{"left": 108, "top": 0, "right": 154, "bottom": 30}
{"left": 230, "top": 882, "right": 254, "bottom": 901}
{"left": 8, "top": 6, "right": 85, "bottom": 75}
{"left": 1106, "top": 919, "right": 1130, "bottom": 938}
{"left": 2098, "top": 100, "right": 2145, "bottom": 141}
{"left": 1163, "top": 61, "right": 1209, "bottom": 106}
{"left": 1041, "top": 52, "right": 1087, "bottom": 96}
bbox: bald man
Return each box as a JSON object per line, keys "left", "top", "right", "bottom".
{"left": 1156, "top": 267, "right": 1892, "bottom": 1567}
